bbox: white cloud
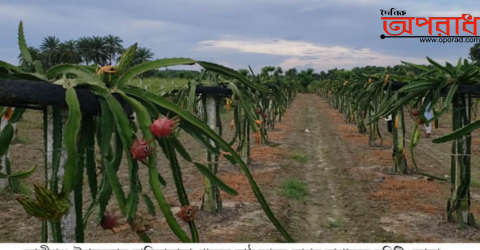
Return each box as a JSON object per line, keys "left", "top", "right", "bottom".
{"left": 0, "top": 3, "right": 202, "bottom": 62}
{"left": 296, "top": 0, "right": 383, "bottom": 13}
{"left": 0, "top": 1, "right": 470, "bottom": 70}
{"left": 297, "top": 4, "right": 328, "bottom": 13}
{"left": 197, "top": 38, "right": 427, "bottom": 71}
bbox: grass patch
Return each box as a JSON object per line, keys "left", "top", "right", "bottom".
{"left": 289, "top": 153, "right": 310, "bottom": 163}
{"left": 11, "top": 136, "right": 29, "bottom": 145}
{"left": 130, "top": 77, "right": 189, "bottom": 93}
{"left": 279, "top": 179, "right": 308, "bottom": 201}
{"left": 471, "top": 179, "right": 480, "bottom": 188}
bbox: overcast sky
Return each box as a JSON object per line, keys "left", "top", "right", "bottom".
{"left": 1, "top": 0, "right": 479, "bottom": 72}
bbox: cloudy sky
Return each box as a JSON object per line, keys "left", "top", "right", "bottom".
{"left": 0, "top": 0, "right": 479, "bottom": 72}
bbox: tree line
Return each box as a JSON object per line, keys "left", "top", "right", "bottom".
{"left": 22, "top": 35, "right": 480, "bottom": 86}
{"left": 18, "top": 35, "right": 154, "bottom": 72}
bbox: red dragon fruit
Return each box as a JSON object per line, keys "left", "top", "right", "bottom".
{"left": 100, "top": 213, "right": 118, "bottom": 233}
{"left": 130, "top": 139, "right": 153, "bottom": 161}
{"left": 412, "top": 110, "right": 420, "bottom": 117}
{"left": 178, "top": 205, "right": 196, "bottom": 222}
{"left": 150, "top": 116, "right": 179, "bottom": 138}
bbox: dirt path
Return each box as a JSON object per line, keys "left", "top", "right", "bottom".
{"left": 277, "top": 93, "right": 480, "bottom": 242}
{"left": 284, "top": 97, "right": 349, "bottom": 241}
{"left": 281, "top": 93, "right": 403, "bottom": 242}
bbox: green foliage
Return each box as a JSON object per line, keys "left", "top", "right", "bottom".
{"left": 469, "top": 43, "right": 480, "bottom": 64}
{"left": 289, "top": 153, "right": 310, "bottom": 163}
{"left": 433, "top": 119, "right": 480, "bottom": 143}
{"left": 18, "top": 21, "right": 32, "bottom": 64}
{"left": 279, "top": 179, "right": 308, "bottom": 201}
{"left": 315, "top": 56, "right": 479, "bottom": 228}
{"left": 2, "top": 21, "right": 297, "bottom": 243}
{"left": 117, "top": 58, "right": 196, "bottom": 87}
{"left": 46, "top": 64, "right": 101, "bottom": 83}
{"left": 9, "top": 165, "right": 37, "bottom": 179}
{"left": 0, "top": 123, "right": 14, "bottom": 157}
{"left": 238, "top": 68, "right": 250, "bottom": 77}
{"left": 15, "top": 31, "right": 154, "bottom": 72}
{"left": 60, "top": 87, "right": 81, "bottom": 198}
{"left": 115, "top": 43, "right": 137, "bottom": 74}
{"left": 11, "top": 136, "right": 29, "bottom": 145}
{"left": 130, "top": 77, "right": 189, "bottom": 93}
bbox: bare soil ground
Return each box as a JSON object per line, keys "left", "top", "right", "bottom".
{"left": 1, "top": 93, "right": 479, "bottom": 242}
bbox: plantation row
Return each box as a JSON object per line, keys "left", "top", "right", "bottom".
{"left": 312, "top": 58, "right": 480, "bottom": 229}
{"left": 4, "top": 19, "right": 479, "bottom": 243}
{"left": 0, "top": 22, "right": 300, "bottom": 242}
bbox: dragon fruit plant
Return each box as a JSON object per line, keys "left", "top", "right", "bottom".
{"left": 0, "top": 21, "right": 294, "bottom": 243}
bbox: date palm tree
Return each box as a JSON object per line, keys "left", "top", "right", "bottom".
{"left": 133, "top": 47, "right": 154, "bottom": 64}
{"left": 76, "top": 36, "right": 92, "bottom": 65}
{"left": 40, "top": 36, "right": 61, "bottom": 69}
{"left": 104, "top": 35, "right": 123, "bottom": 65}
{"left": 59, "top": 40, "right": 81, "bottom": 64}
{"left": 76, "top": 36, "right": 108, "bottom": 66}
{"left": 89, "top": 36, "right": 108, "bottom": 66}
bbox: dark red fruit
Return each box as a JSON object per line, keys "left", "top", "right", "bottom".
{"left": 100, "top": 213, "right": 117, "bottom": 232}
{"left": 262, "top": 113, "right": 267, "bottom": 119}
{"left": 130, "top": 139, "right": 153, "bottom": 161}
{"left": 257, "top": 109, "right": 262, "bottom": 114}
{"left": 412, "top": 110, "right": 420, "bottom": 117}
{"left": 417, "top": 119, "right": 424, "bottom": 125}
{"left": 178, "top": 205, "right": 196, "bottom": 222}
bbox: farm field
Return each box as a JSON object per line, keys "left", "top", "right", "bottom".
{"left": 3, "top": 2, "right": 480, "bottom": 246}
{"left": 130, "top": 78, "right": 189, "bottom": 93}
{"left": 2, "top": 93, "right": 479, "bottom": 242}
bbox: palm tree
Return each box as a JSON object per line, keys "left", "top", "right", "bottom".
{"left": 76, "top": 36, "right": 108, "bottom": 65}
{"left": 76, "top": 36, "right": 92, "bottom": 65}
{"left": 104, "top": 35, "right": 123, "bottom": 65}
{"left": 40, "top": 36, "right": 61, "bottom": 68}
{"left": 131, "top": 47, "right": 155, "bottom": 78}
{"left": 18, "top": 46, "right": 43, "bottom": 72}
{"left": 59, "top": 40, "right": 81, "bottom": 64}
{"left": 133, "top": 47, "right": 154, "bottom": 65}
{"left": 89, "top": 36, "right": 108, "bottom": 66}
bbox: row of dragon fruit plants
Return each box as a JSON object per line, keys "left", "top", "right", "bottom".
{"left": 314, "top": 59, "right": 480, "bottom": 229}
{"left": 0, "top": 22, "right": 299, "bottom": 242}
